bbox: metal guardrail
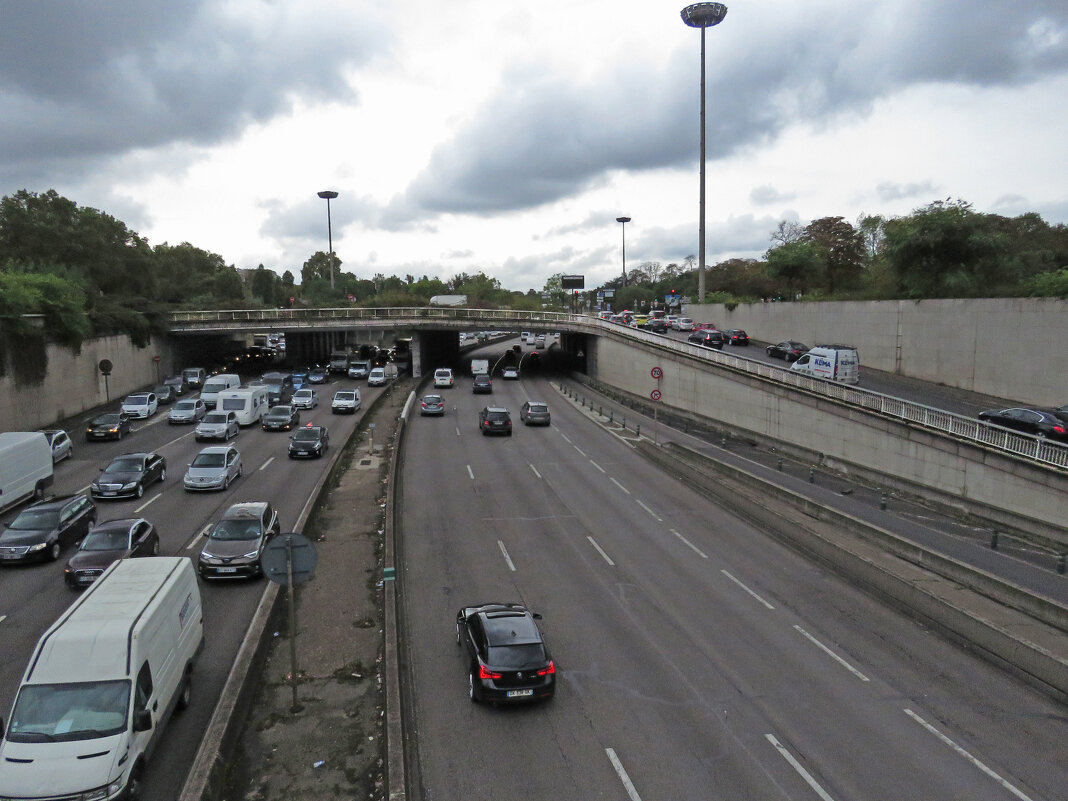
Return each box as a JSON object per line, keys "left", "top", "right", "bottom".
{"left": 165, "top": 308, "right": 1068, "bottom": 470}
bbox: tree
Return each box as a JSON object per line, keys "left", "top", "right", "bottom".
{"left": 856, "top": 214, "right": 885, "bottom": 262}
{"left": 802, "top": 216, "right": 866, "bottom": 293}
{"left": 766, "top": 242, "right": 821, "bottom": 294}
{"left": 301, "top": 251, "right": 340, "bottom": 285}
{"left": 250, "top": 265, "right": 282, "bottom": 306}
{"left": 770, "top": 220, "right": 803, "bottom": 247}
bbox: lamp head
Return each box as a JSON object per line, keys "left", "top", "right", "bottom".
{"left": 681, "top": 3, "right": 727, "bottom": 28}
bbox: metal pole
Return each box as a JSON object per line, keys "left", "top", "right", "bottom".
{"left": 326, "top": 197, "right": 334, "bottom": 290}
{"left": 286, "top": 536, "right": 302, "bottom": 713}
{"left": 698, "top": 25, "right": 707, "bottom": 304}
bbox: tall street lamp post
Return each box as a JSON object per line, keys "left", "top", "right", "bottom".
{"left": 317, "top": 190, "right": 339, "bottom": 289}
{"left": 615, "top": 216, "right": 631, "bottom": 289}
{"left": 681, "top": 2, "right": 727, "bottom": 304}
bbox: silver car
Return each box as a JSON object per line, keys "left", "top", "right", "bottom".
{"left": 291, "top": 388, "right": 319, "bottom": 409}
{"left": 169, "top": 398, "right": 207, "bottom": 424}
{"left": 195, "top": 411, "right": 240, "bottom": 441}
{"left": 520, "top": 401, "right": 551, "bottom": 426}
{"left": 183, "top": 445, "right": 242, "bottom": 492}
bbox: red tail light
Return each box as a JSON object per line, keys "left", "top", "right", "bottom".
{"left": 1054, "top": 425, "right": 1066, "bottom": 435}
{"left": 479, "top": 665, "right": 502, "bottom": 680}
{"left": 536, "top": 661, "right": 555, "bottom": 676}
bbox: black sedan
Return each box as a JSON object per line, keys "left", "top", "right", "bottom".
{"left": 289, "top": 425, "right": 329, "bottom": 458}
{"left": 90, "top": 452, "right": 167, "bottom": 500}
{"left": 262, "top": 405, "right": 301, "bottom": 431}
{"left": 766, "top": 340, "right": 810, "bottom": 361}
{"left": 0, "top": 495, "right": 97, "bottom": 563}
{"left": 85, "top": 412, "right": 132, "bottom": 442}
{"left": 725, "top": 328, "right": 750, "bottom": 346}
{"left": 456, "top": 603, "right": 556, "bottom": 704}
{"left": 64, "top": 517, "right": 159, "bottom": 588}
{"left": 978, "top": 408, "right": 1068, "bottom": 442}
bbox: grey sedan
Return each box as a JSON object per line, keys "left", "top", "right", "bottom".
{"left": 169, "top": 398, "right": 207, "bottom": 424}
{"left": 195, "top": 411, "right": 240, "bottom": 441}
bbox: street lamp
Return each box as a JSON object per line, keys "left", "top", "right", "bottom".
{"left": 317, "top": 190, "right": 339, "bottom": 289}
{"left": 615, "top": 216, "right": 631, "bottom": 288}
{"left": 681, "top": 2, "right": 727, "bottom": 304}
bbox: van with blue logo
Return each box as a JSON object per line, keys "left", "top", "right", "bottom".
{"left": 789, "top": 344, "right": 860, "bottom": 384}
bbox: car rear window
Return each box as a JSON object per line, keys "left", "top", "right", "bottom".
{"left": 528, "top": 404, "right": 547, "bottom": 413}
{"left": 487, "top": 643, "right": 546, "bottom": 668}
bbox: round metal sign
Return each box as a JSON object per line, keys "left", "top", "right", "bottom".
{"left": 650, "top": 389, "right": 662, "bottom": 401}
{"left": 650, "top": 366, "right": 663, "bottom": 380}
{"left": 153, "top": 355, "right": 161, "bottom": 363}
{"left": 98, "top": 359, "right": 113, "bottom": 376}
{"left": 261, "top": 533, "right": 318, "bottom": 587}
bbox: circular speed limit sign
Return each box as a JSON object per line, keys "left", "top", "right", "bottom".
{"left": 650, "top": 389, "right": 662, "bottom": 401}
{"left": 650, "top": 366, "right": 663, "bottom": 380}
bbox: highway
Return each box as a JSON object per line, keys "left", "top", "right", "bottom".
{"left": 397, "top": 360, "right": 1065, "bottom": 800}
{"left": 0, "top": 374, "right": 382, "bottom": 801}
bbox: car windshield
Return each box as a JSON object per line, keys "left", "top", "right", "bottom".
{"left": 292, "top": 429, "right": 321, "bottom": 442}
{"left": 336, "top": 393, "right": 355, "bottom": 401}
{"left": 209, "top": 519, "right": 263, "bottom": 541}
{"left": 125, "top": 396, "right": 148, "bottom": 405}
{"left": 175, "top": 401, "right": 197, "bottom": 410}
{"left": 486, "top": 643, "right": 547, "bottom": 668}
{"left": 295, "top": 390, "right": 312, "bottom": 397}
{"left": 202, "top": 413, "right": 228, "bottom": 423}
{"left": 192, "top": 452, "right": 226, "bottom": 467}
{"left": 92, "top": 414, "right": 121, "bottom": 425}
{"left": 269, "top": 407, "right": 292, "bottom": 416}
{"left": 81, "top": 529, "right": 131, "bottom": 551}
{"left": 9, "top": 509, "right": 61, "bottom": 530}
{"left": 6, "top": 680, "right": 130, "bottom": 743}
{"left": 103, "top": 458, "right": 143, "bottom": 474}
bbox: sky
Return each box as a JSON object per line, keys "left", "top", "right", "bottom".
{"left": 1, "top": 0, "right": 1066, "bottom": 293}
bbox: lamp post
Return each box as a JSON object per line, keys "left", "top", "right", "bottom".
{"left": 317, "top": 190, "right": 339, "bottom": 289}
{"left": 615, "top": 216, "right": 631, "bottom": 288}
{"left": 681, "top": 2, "right": 727, "bottom": 304}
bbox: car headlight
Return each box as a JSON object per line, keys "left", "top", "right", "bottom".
{"left": 241, "top": 549, "right": 260, "bottom": 559}
{"left": 199, "top": 552, "right": 221, "bottom": 564}
{"left": 28, "top": 542, "right": 47, "bottom": 552}
{"left": 121, "top": 481, "right": 138, "bottom": 490}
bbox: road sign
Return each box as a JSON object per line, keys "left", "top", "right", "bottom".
{"left": 261, "top": 533, "right": 318, "bottom": 587}
{"left": 650, "top": 389, "right": 662, "bottom": 401}
{"left": 650, "top": 366, "right": 663, "bottom": 380}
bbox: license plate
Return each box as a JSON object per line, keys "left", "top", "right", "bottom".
{"left": 2, "top": 554, "right": 21, "bottom": 561}
{"left": 217, "top": 567, "right": 238, "bottom": 573}
{"left": 103, "top": 491, "right": 117, "bottom": 497}
{"left": 506, "top": 689, "right": 534, "bottom": 698}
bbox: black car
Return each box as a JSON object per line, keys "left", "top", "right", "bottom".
{"left": 0, "top": 495, "right": 97, "bottom": 564}
{"left": 64, "top": 517, "right": 159, "bottom": 588}
{"left": 163, "top": 375, "right": 189, "bottom": 396}
{"left": 478, "top": 407, "right": 512, "bottom": 436}
{"left": 197, "top": 501, "right": 281, "bottom": 579}
{"left": 420, "top": 394, "right": 446, "bottom": 416}
{"left": 85, "top": 412, "right": 132, "bottom": 442}
{"left": 978, "top": 408, "right": 1068, "bottom": 442}
{"left": 766, "top": 340, "right": 810, "bottom": 362}
{"left": 153, "top": 384, "right": 178, "bottom": 405}
{"left": 289, "top": 425, "right": 330, "bottom": 458}
{"left": 262, "top": 405, "right": 301, "bottom": 431}
{"left": 472, "top": 375, "right": 493, "bottom": 394}
{"left": 1052, "top": 404, "right": 1068, "bottom": 425}
{"left": 90, "top": 452, "right": 167, "bottom": 500}
{"left": 725, "top": 329, "right": 750, "bottom": 346}
{"left": 687, "top": 330, "right": 725, "bottom": 349}
{"left": 308, "top": 366, "right": 329, "bottom": 384}
{"left": 456, "top": 603, "right": 556, "bottom": 704}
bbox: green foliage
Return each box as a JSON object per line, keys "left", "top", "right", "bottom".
{"left": 0, "top": 270, "right": 92, "bottom": 381}
{"left": 1027, "top": 269, "right": 1068, "bottom": 297}
{"left": 767, "top": 242, "right": 822, "bottom": 293}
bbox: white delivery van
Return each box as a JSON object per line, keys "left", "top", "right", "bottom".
{"left": 0, "top": 557, "right": 204, "bottom": 801}
{"left": 470, "top": 359, "right": 489, "bottom": 376}
{"left": 199, "top": 373, "right": 241, "bottom": 409}
{"left": 0, "top": 432, "right": 54, "bottom": 513}
{"left": 217, "top": 385, "right": 270, "bottom": 426}
{"left": 181, "top": 367, "right": 207, "bottom": 389}
{"left": 789, "top": 344, "right": 861, "bottom": 384}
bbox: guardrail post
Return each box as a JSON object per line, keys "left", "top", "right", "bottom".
{"left": 777, "top": 457, "right": 783, "bottom": 471}
{"left": 721, "top": 435, "right": 727, "bottom": 448}
{"left": 609, "top": 410, "right": 613, "bottom": 423}
{"left": 636, "top": 424, "right": 640, "bottom": 437}
{"left": 808, "top": 468, "right": 815, "bottom": 483}
{"left": 880, "top": 493, "right": 887, "bottom": 511}
{"left": 990, "top": 530, "right": 999, "bottom": 550}
{"left": 1058, "top": 553, "right": 1065, "bottom": 575}
{"left": 622, "top": 417, "right": 626, "bottom": 429}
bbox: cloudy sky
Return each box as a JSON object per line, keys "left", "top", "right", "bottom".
{"left": 2, "top": 0, "right": 1066, "bottom": 292}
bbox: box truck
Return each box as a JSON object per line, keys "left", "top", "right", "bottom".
{"left": 0, "top": 557, "right": 204, "bottom": 800}
{"left": 0, "top": 432, "right": 54, "bottom": 513}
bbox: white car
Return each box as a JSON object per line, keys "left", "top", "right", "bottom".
{"left": 292, "top": 388, "right": 319, "bottom": 409}
{"left": 676, "top": 317, "right": 694, "bottom": 331}
{"left": 41, "top": 429, "right": 73, "bottom": 462}
{"left": 332, "top": 389, "right": 362, "bottom": 414}
{"left": 434, "top": 368, "right": 454, "bottom": 388}
{"left": 502, "top": 366, "right": 519, "bottom": 380}
{"left": 367, "top": 367, "right": 387, "bottom": 386}
{"left": 120, "top": 392, "right": 158, "bottom": 418}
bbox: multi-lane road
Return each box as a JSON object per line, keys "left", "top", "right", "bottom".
{"left": 398, "top": 359, "right": 1065, "bottom": 800}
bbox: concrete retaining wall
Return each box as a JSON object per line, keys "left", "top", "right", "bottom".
{"left": 683, "top": 298, "right": 1067, "bottom": 407}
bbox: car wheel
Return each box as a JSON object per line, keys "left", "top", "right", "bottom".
{"left": 151, "top": 538, "right": 160, "bottom": 556}
{"left": 456, "top": 623, "right": 462, "bottom": 646}
{"left": 469, "top": 671, "right": 479, "bottom": 703}
{"left": 160, "top": 467, "right": 167, "bottom": 482}
{"left": 135, "top": 483, "right": 144, "bottom": 499}
{"left": 126, "top": 764, "right": 145, "bottom": 801}
{"left": 49, "top": 541, "right": 61, "bottom": 561}
{"left": 176, "top": 670, "right": 192, "bottom": 711}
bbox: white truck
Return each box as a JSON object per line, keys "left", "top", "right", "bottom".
{"left": 470, "top": 359, "right": 489, "bottom": 376}
{"left": 0, "top": 432, "right": 54, "bottom": 513}
{"left": 429, "top": 294, "right": 467, "bottom": 307}
{"left": 789, "top": 344, "right": 860, "bottom": 384}
{"left": 0, "top": 557, "right": 204, "bottom": 800}
{"left": 199, "top": 373, "right": 241, "bottom": 409}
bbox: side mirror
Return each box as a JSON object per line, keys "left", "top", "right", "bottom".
{"left": 133, "top": 709, "right": 153, "bottom": 732}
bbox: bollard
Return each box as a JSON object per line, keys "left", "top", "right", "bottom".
{"left": 777, "top": 458, "right": 783, "bottom": 471}
{"left": 636, "top": 424, "right": 640, "bottom": 437}
{"left": 609, "top": 410, "right": 613, "bottom": 423}
{"left": 808, "top": 468, "right": 815, "bottom": 483}
{"left": 880, "top": 494, "right": 887, "bottom": 511}
{"left": 721, "top": 435, "right": 727, "bottom": 448}
{"left": 1058, "top": 553, "right": 1066, "bottom": 575}
{"left": 622, "top": 417, "right": 626, "bottom": 430}
{"left": 990, "top": 530, "right": 999, "bottom": 550}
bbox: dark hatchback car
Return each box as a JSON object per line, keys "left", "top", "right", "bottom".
{"left": 262, "top": 405, "right": 301, "bottom": 431}
{"left": 0, "top": 495, "right": 97, "bottom": 564}
{"left": 163, "top": 375, "right": 189, "bottom": 396}
{"left": 687, "top": 330, "right": 726, "bottom": 349}
{"left": 978, "top": 408, "right": 1068, "bottom": 442}
{"left": 766, "top": 340, "right": 810, "bottom": 362}
{"left": 153, "top": 384, "right": 178, "bottom": 405}
{"left": 308, "top": 365, "right": 329, "bottom": 384}
{"left": 420, "top": 394, "right": 446, "bottom": 416}
{"left": 724, "top": 328, "right": 750, "bottom": 346}
{"left": 85, "top": 412, "right": 132, "bottom": 442}
{"left": 289, "top": 425, "right": 330, "bottom": 458}
{"left": 63, "top": 517, "right": 159, "bottom": 588}
{"left": 472, "top": 375, "right": 493, "bottom": 394}
{"left": 456, "top": 603, "right": 556, "bottom": 704}
{"left": 90, "top": 452, "right": 167, "bottom": 500}
{"left": 197, "top": 501, "right": 281, "bottom": 579}
{"left": 479, "top": 406, "right": 512, "bottom": 436}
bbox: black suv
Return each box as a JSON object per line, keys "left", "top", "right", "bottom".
{"left": 478, "top": 407, "right": 512, "bottom": 436}
{"left": 0, "top": 495, "right": 97, "bottom": 563}
{"left": 688, "top": 330, "right": 725, "bottom": 349}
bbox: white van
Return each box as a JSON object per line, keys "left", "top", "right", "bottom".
{"left": 182, "top": 367, "right": 207, "bottom": 389}
{"left": 200, "top": 373, "right": 241, "bottom": 409}
{"left": 0, "top": 432, "right": 54, "bottom": 513}
{"left": 217, "top": 385, "right": 270, "bottom": 426}
{"left": 0, "top": 557, "right": 203, "bottom": 800}
{"left": 789, "top": 344, "right": 860, "bottom": 384}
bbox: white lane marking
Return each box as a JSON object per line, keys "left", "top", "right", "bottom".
{"left": 721, "top": 570, "right": 775, "bottom": 609}
{"left": 793, "top": 625, "right": 870, "bottom": 682}
{"left": 635, "top": 499, "right": 661, "bottom": 521}
{"left": 605, "top": 748, "right": 643, "bottom": 801}
{"left": 529, "top": 463, "right": 542, "bottom": 479}
{"left": 904, "top": 709, "right": 1036, "bottom": 801}
{"left": 670, "top": 529, "right": 708, "bottom": 559}
{"left": 559, "top": 432, "right": 573, "bottom": 444}
{"left": 765, "top": 734, "right": 837, "bottom": 801}
{"left": 610, "top": 477, "right": 630, "bottom": 495}
{"left": 134, "top": 493, "right": 162, "bottom": 514}
{"left": 0, "top": 615, "right": 6, "bottom": 625}
{"left": 573, "top": 445, "right": 587, "bottom": 457}
{"left": 587, "top": 536, "right": 615, "bottom": 566}
{"left": 589, "top": 459, "right": 606, "bottom": 473}
{"left": 498, "top": 540, "right": 516, "bottom": 572}
{"left": 259, "top": 456, "right": 275, "bottom": 471}
{"left": 455, "top": 426, "right": 461, "bottom": 437}
{"left": 467, "top": 465, "right": 475, "bottom": 480}
{"left": 187, "top": 524, "right": 212, "bottom": 551}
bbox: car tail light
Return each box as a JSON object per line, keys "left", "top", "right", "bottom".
{"left": 1054, "top": 425, "right": 1066, "bottom": 435}
{"left": 536, "top": 661, "right": 555, "bottom": 676}
{"left": 479, "top": 665, "right": 502, "bottom": 680}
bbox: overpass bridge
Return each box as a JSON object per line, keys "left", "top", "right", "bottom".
{"left": 167, "top": 307, "right": 1067, "bottom": 542}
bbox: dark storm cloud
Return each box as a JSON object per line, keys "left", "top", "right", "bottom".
{"left": 389, "top": 1, "right": 1068, "bottom": 225}
{"left": 0, "top": 0, "right": 387, "bottom": 184}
